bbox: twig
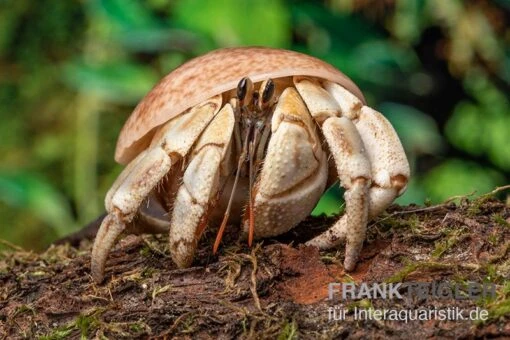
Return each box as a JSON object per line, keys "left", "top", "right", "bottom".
{"left": 479, "top": 184, "right": 510, "bottom": 198}
{"left": 249, "top": 245, "right": 262, "bottom": 312}
{"left": 0, "top": 239, "right": 25, "bottom": 252}
{"left": 442, "top": 212, "right": 484, "bottom": 229}
{"left": 488, "top": 241, "right": 510, "bottom": 264}
{"left": 376, "top": 190, "right": 483, "bottom": 224}
{"left": 161, "top": 312, "right": 193, "bottom": 337}
{"left": 240, "top": 244, "right": 262, "bottom": 312}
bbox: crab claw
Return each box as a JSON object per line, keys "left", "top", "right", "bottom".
{"left": 168, "top": 103, "right": 235, "bottom": 268}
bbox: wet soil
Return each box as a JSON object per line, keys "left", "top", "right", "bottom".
{"left": 1, "top": 194, "right": 509, "bottom": 339}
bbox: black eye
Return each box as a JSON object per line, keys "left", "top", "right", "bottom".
{"left": 237, "top": 77, "right": 249, "bottom": 101}
{"left": 262, "top": 79, "right": 275, "bottom": 104}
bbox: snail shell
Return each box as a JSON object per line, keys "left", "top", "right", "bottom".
{"left": 116, "top": 47, "right": 365, "bottom": 164}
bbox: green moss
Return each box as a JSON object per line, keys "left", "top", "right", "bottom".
{"left": 466, "top": 195, "right": 491, "bottom": 217}
{"left": 431, "top": 228, "right": 467, "bottom": 259}
{"left": 487, "top": 233, "right": 500, "bottom": 246}
{"left": 485, "top": 264, "right": 498, "bottom": 283}
{"left": 478, "top": 282, "right": 510, "bottom": 322}
{"left": 488, "top": 298, "right": 510, "bottom": 319}
{"left": 129, "top": 322, "right": 144, "bottom": 333}
{"left": 346, "top": 298, "right": 373, "bottom": 312}
{"left": 385, "top": 261, "right": 453, "bottom": 283}
{"left": 385, "top": 263, "right": 419, "bottom": 283}
{"left": 378, "top": 214, "right": 421, "bottom": 232}
{"left": 139, "top": 246, "right": 151, "bottom": 257}
{"left": 403, "top": 214, "right": 422, "bottom": 233}
{"left": 466, "top": 203, "right": 482, "bottom": 217}
{"left": 39, "top": 327, "right": 74, "bottom": 340}
{"left": 151, "top": 284, "right": 172, "bottom": 301}
{"left": 277, "top": 319, "right": 298, "bottom": 340}
{"left": 75, "top": 313, "right": 100, "bottom": 339}
{"left": 141, "top": 267, "right": 156, "bottom": 278}
{"left": 13, "top": 304, "right": 35, "bottom": 317}
{"left": 492, "top": 214, "right": 510, "bottom": 229}
{"left": 40, "top": 310, "right": 102, "bottom": 340}
{"left": 180, "top": 313, "right": 197, "bottom": 333}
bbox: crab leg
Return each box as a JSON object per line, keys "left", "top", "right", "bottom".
{"left": 323, "top": 81, "right": 410, "bottom": 219}
{"left": 294, "top": 77, "right": 372, "bottom": 270}
{"left": 91, "top": 95, "right": 222, "bottom": 283}
{"left": 313, "top": 117, "right": 372, "bottom": 270}
{"left": 295, "top": 77, "right": 409, "bottom": 270}
{"left": 168, "top": 103, "right": 235, "bottom": 268}
{"left": 242, "top": 87, "right": 328, "bottom": 239}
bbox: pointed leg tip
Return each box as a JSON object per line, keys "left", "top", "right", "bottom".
{"left": 343, "top": 260, "right": 357, "bottom": 272}
{"left": 91, "top": 262, "right": 105, "bottom": 284}
{"left": 90, "top": 213, "right": 126, "bottom": 284}
{"left": 172, "top": 254, "right": 194, "bottom": 269}
{"left": 343, "top": 251, "right": 360, "bottom": 272}
{"left": 92, "top": 273, "right": 105, "bottom": 284}
{"left": 170, "top": 240, "right": 196, "bottom": 268}
{"left": 90, "top": 240, "right": 107, "bottom": 284}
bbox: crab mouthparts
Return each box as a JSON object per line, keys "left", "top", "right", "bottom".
{"left": 213, "top": 77, "right": 276, "bottom": 253}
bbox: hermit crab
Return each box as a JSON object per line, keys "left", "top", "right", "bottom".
{"left": 91, "top": 47, "right": 410, "bottom": 283}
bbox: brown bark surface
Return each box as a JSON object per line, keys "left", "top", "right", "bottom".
{"left": 1, "top": 195, "right": 509, "bottom": 339}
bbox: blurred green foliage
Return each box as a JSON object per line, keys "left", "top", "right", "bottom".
{"left": 1, "top": 0, "right": 509, "bottom": 249}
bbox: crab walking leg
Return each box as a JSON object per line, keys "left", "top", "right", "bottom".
{"left": 307, "top": 117, "right": 371, "bottom": 270}
{"left": 294, "top": 77, "right": 372, "bottom": 270}
{"left": 91, "top": 148, "right": 173, "bottom": 282}
{"left": 91, "top": 95, "right": 222, "bottom": 283}
{"left": 242, "top": 87, "right": 328, "bottom": 239}
{"left": 104, "top": 149, "right": 149, "bottom": 208}
{"left": 323, "top": 81, "right": 410, "bottom": 219}
{"left": 169, "top": 104, "right": 235, "bottom": 268}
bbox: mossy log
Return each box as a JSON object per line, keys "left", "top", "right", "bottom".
{"left": 1, "top": 194, "right": 509, "bottom": 338}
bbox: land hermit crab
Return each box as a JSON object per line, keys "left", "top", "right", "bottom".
{"left": 91, "top": 47, "right": 410, "bottom": 283}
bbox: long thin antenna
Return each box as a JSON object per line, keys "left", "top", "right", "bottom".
{"left": 213, "top": 123, "right": 251, "bottom": 254}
